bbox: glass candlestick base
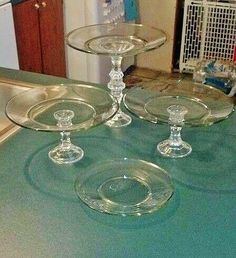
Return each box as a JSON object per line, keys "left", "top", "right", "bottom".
{"left": 157, "top": 137, "right": 192, "bottom": 158}
{"left": 105, "top": 110, "right": 132, "bottom": 128}
{"left": 49, "top": 142, "right": 84, "bottom": 165}
{"left": 157, "top": 105, "right": 192, "bottom": 158}
{"left": 48, "top": 110, "right": 84, "bottom": 164}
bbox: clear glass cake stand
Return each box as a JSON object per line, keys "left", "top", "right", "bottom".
{"left": 6, "top": 84, "right": 118, "bottom": 164}
{"left": 66, "top": 23, "right": 166, "bottom": 128}
{"left": 124, "top": 80, "right": 235, "bottom": 158}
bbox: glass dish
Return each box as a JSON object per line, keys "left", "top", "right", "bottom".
{"left": 66, "top": 23, "right": 166, "bottom": 128}
{"left": 124, "top": 80, "right": 234, "bottom": 126}
{"left": 75, "top": 158, "right": 174, "bottom": 216}
{"left": 6, "top": 84, "right": 118, "bottom": 164}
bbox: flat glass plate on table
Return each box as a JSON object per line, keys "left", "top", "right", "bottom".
{"left": 6, "top": 84, "right": 118, "bottom": 164}
{"left": 66, "top": 23, "right": 166, "bottom": 128}
{"left": 124, "top": 80, "right": 234, "bottom": 126}
{"left": 75, "top": 158, "right": 174, "bottom": 216}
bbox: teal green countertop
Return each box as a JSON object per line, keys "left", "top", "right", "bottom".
{"left": 0, "top": 68, "right": 236, "bottom": 258}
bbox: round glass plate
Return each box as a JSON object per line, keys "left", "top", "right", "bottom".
{"left": 75, "top": 158, "right": 174, "bottom": 216}
{"left": 66, "top": 23, "right": 166, "bottom": 57}
{"left": 145, "top": 95, "right": 210, "bottom": 124}
{"left": 6, "top": 84, "right": 118, "bottom": 132}
{"left": 124, "top": 80, "right": 234, "bottom": 126}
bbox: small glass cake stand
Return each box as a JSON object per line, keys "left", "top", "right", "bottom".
{"left": 124, "top": 80, "right": 235, "bottom": 158}
{"left": 6, "top": 84, "right": 118, "bottom": 164}
{"left": 66, "top": 23, "right": 166, "bottom": 128}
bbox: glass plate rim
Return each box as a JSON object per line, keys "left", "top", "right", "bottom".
{"left": 66, "top": 22, "right": 167, "bottom": 57}
{"left": 6, "top": 83, "right": 118, "bottom": 132}
{"left": 123, "top": 82, "right": 235, "bottom": 127}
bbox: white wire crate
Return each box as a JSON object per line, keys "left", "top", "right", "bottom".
{"left": 179, "top": 0, "right": 236, "bottom": 73}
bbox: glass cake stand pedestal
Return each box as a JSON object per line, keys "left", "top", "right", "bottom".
{"left": 66, "top": 23, "right": 167, "bottom": 128}
{"left": 145, "top": 96, "right": 210, "bottom": 158}
{"left": 6, "top": 84, "right": 118, "bottom": 164}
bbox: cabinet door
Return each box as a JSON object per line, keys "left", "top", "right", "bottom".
{"left": 13, "top": 0, "right": 42, "bottom": 73}
{"left": 38, "top": 0, "right": 66, "bottom": 77}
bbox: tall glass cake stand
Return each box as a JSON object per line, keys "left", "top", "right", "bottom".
{"left": 124, "top": 80, "right": 234, "bottom": 158}
{"left": 66, "top": 23, "right": 166, "bottom": 128}
{"left": 6, "top": 84, "right": 118, "bottom": 164}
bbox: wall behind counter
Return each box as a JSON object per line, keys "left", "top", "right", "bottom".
{"left": 136, "top": 0, "right": 177, "bottom": 73}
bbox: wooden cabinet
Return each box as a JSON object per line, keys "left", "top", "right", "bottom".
{"left": 13, "top": 0, "right": 66, "bottom": 77}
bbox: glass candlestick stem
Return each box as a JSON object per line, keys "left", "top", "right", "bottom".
{"left": 48, "top": 109, "right": 84, "bottom": 164}
{"left": 157, "top": 105, "right": 192, "bottom": 158}
{"left": 105, "top": 56, "right": 132, "bottom": 127}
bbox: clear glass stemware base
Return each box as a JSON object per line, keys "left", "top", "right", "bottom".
{"left": 157, "top": 129, "right": 192, "bottom": 158}
{"left": 105, "top": 109, "right": 131, "bottom": 127}
{"left": 48, "top": 132, "right": 84, "bottom": 164}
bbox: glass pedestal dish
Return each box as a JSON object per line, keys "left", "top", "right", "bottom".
{"left": 124, "top": 80, "right": 234, "bottom": 158}
{"left": 6, "top": 84, "right": 118, "bottom": 164}
{"left": 66, "top": 23, "right": 167, "bottom": 128}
